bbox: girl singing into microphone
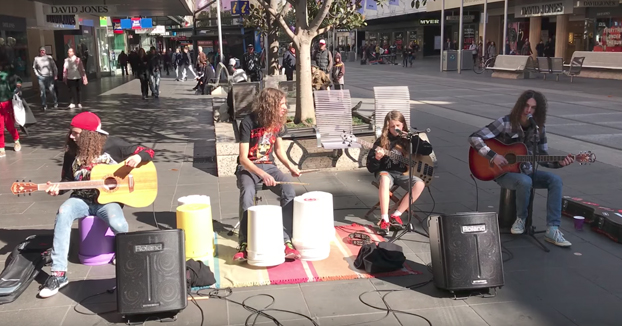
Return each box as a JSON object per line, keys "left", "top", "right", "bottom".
{"left": 366, "top": 110, "right": 433, "bottom": 235}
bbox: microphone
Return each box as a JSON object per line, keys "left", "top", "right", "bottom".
{"left": 526, "top": 114, "right": 539, "bottom": 129}
{"left": 395, "top": 127, "right": 431, "bottom": 135}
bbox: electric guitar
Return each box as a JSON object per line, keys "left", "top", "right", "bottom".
{"left": 341, "top": 133, "right": 435, "bottom": 185}
{"left": 10, "top": 161, "right": 158, "bottom": 208}
{"left": 468, "top": 138, "right": 596, "bottom": 181}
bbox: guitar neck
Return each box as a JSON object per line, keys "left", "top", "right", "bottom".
{"left": 357, "top": 139, "right": 412, "bottom": 165}
{"left": 516, "top": 155, "right": 568, "bottom": 162}
{"left": 36, "top": 180, "right": 105, "bottom": 192}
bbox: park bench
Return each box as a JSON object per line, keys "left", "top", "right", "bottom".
{"left": 487, "top": 55, "right": 536, "bottom": 79}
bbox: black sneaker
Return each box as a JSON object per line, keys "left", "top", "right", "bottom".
{"left": 39, "top": 274, "right": 68, "bottom": 298}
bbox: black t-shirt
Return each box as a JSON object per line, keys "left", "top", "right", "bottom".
{"left": 239, "top": 114, "right": 286, "bottom": 164}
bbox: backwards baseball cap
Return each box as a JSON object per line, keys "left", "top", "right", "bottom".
{"left": 71, "top": 112, "right": 108, "bottom": 135}
{"left": 319, "top": 39, "right": 326, "bottom": 45}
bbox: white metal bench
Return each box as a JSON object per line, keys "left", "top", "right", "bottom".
{"left": 313, "top": 89, "right": 359, "bottom": 150}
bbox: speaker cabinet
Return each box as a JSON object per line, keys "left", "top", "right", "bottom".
{"left": 429, "top": 212, "right": 504, "bottom": 292}
{"left": 116, "top": 229, "right": 187, "bottom": 316}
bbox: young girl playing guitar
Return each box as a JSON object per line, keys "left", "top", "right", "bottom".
{"left": 366, "top": 110, "right": 433, "bottom": 235}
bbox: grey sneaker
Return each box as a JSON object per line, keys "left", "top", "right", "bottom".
{"left": 545, "top": 227, "right": 572, "bottom": 247}
{"left": 511, "top": 218, "right": 526, "bottom": 235}
{"left": 39, "top": 274, "right": 69, "bottom": 298}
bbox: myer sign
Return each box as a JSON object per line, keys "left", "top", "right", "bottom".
{"left": 516, "top": 1, "right": 573, "bottom": 17}
{"left": 44, "top": 5, "right": 116, "bottom": 15}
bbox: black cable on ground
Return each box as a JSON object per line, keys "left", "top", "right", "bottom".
{"left": 73, "top": 288, "right": 117, "bottom": 316}
{"left": 197, "top": 288, "right": 319, "bottom": 326}
{"left": 355, "top": 278, "right": 435, "bottom": 326}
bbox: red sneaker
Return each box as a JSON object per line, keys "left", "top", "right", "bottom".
{"left": 390, "top": 215, "right": 404, "bottom": 226}
{"left": 378, "top": 220, "right": 391, "bottom": 236}
{"left": 233, "top": 243, "right": 248, "bottom": 262}
{"left": 284, "top": 242, "right": 301, "bottom": 260}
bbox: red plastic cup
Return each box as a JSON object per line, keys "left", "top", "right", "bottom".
{"left": 574, "top": 216, "right": 585, "bottom": 231}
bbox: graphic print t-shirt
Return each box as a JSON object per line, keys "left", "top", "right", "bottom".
{"left": 239, "top": 114, "right": 286, "bottom": 164}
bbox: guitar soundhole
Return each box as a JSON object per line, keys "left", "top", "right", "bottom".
{"left": 505, "top": 153, "right": 517, "bottom": 164}
{"left": 103, "top": 177, "right": 119, "bottom": 191}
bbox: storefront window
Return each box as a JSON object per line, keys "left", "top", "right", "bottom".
{"left": 0, "top": 15, "right": 29, "bottom": 81}
{"left": 595, "top": 18, "right": 622, "bottom": 52}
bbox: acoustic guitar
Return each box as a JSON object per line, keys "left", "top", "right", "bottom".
{"left": 10, "top": 161, "right": 158, "bottom": 208}
{"left": 341, "top": 133, "right": 435, "bottom": 185}
{"left": 469, "top": 138, "right": 596, "bottom": 181}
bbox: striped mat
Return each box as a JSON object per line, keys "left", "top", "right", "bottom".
{"left": 197, "top": 223, "right": 421, "bottom": 289}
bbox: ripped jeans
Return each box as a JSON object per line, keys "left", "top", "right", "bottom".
{"left": 50, "top": 197, "right": 128, "bottom": 272}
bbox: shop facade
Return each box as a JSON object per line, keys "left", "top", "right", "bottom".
{"left": 587, "top": 5, "right": 622, "bottom": 52}
{"left": 0, "top": 15, "right": 29, "bottom": 80}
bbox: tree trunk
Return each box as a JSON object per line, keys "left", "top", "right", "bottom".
{"left": 294, "top": 39, "right": 314, "bottom": 124}
{"left": 268, "top": 32, "right": 280, "bottom": 75}
{"left": 266, "top": 0, "right": 280, "bottom": 76}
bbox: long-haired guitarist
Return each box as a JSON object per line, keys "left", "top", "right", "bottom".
{"left": 366, "top": 110, "right": 433, "bottom": 235}
{"left": 468, "top": 90, "right": 573, "bottom": 248}
{"left": 234, "top": 88, "right": 302, "bottom": 262}
{"left": 39, "top": 112, "right": 154, "bottom": 298}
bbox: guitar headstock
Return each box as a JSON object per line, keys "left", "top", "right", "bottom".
{"left": 11, "top": 181, "right": 37, "bottom": 195}
{"left": 575, "top": 151, "right": 596, "bottom": 165}
{"left": 341, "top": 131, "right": 357, "bottom": 146}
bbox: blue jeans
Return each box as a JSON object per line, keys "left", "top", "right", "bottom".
{"left": 51, "top": 197, "right": 128, "bottom": 272}
{"left": 236, "top": 164, "right": 296, "bottom": 246}
{"left": 495, "top": 171, "right": 563, "bottom": 227}
{"left": 149, "top": 71, "right": 161, "bottom": 96}
{"left": 38, "top": 76, "right": 57, "bottom": 107}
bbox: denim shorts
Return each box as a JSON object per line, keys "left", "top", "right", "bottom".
{"left": 376, "top": 171, "right": 423, "bottom": 190}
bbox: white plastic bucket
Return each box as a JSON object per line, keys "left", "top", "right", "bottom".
{"left": 292, "top": 191, "right": 334, "bottom": 261}
{"left": 247, "top": 205, "right": 286, "bottom": 267}
{"left": 178, "top": 195, "right": 211, "bottom": 206}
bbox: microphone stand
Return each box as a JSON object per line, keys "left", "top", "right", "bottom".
{"left": 389, "top": 128, "right": 427, "bottom": 243}
{"left": 522, "top": 125, "right": 550, "bottom": 252}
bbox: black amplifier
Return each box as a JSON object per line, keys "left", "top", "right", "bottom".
{"left": 561, "top": 196, "right": 622, "bottom": 244}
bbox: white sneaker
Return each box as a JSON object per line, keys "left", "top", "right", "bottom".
{"left": 68, "top": 103, "right": 75, "bottom": 109}
{"left": 0, "top": 150, "right": 5, "bottom": 158}
{"left": 545, "top": 227, "right": 572, "bottom": 247}
{"left": 511, "top": 218, "right": 526, "bottom": 235}
{"left": 77, "top": 104, "right": 82, "bottom": 109}
{"left": 13, "top": 142, "right": 21, "bottom": 152}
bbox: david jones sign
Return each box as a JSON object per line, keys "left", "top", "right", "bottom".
{"left": 44, "top": 5, "right": 115, "bottom": 15}
{"left": 520, "top": 3, "right": 565, "bottom": 17}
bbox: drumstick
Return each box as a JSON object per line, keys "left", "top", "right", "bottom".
{"left": 275, "top": 181, "right": 310, "bottom": 186}
{"left": 299, "top": 169, "right": 321, "bottom": 174}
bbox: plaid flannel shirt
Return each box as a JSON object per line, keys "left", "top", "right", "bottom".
{"left": 469, "top": 115, "right": 561, "bottom": 175}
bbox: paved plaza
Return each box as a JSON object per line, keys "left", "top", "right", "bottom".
{"left": 1, "top": 62, "right": 622, "bottom": 326}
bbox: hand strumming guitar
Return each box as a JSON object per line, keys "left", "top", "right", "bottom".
{"left": 125, "top": 154, "right": 142, "bottom": 168}
{"left": 374, "top": 148, "right": 386, "bottom": 160}
{"left": 492, "top": 154, "right": 508, "bottom": 168}
{"left": 559, "top": 154, "right": 574, "bottom": 167}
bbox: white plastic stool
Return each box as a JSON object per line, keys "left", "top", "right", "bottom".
{"left": 247, "top": 205, "right": 285, "bottom": 267}
{"left": 292, "top": 191, "right": 334, "bottom": 261}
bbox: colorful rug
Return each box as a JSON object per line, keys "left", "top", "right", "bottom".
{"left": 196, "top": 223, "right": 421, "bottom": 289}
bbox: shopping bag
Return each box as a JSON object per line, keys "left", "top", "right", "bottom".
{"left": 12, "top": 94, "right": 26, "bottom": 127}
{"left": 23, "top": 98, "right": 37, "bottom": 127}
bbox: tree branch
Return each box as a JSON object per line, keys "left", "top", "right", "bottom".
{"left": 309, "top": 0, "right": 334, "bottom": 32}
{"left": 316, "top": 25, "right": 333, "bottom": 35}
{"left": 255, "top": 0, "right": 296, "bottom": 41}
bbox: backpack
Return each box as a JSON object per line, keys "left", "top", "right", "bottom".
{"left": 0, "top": 234, "right": 53, "bottom": 304}
{"left": 354, "top": 242, "right": 406, "bottom": 274}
